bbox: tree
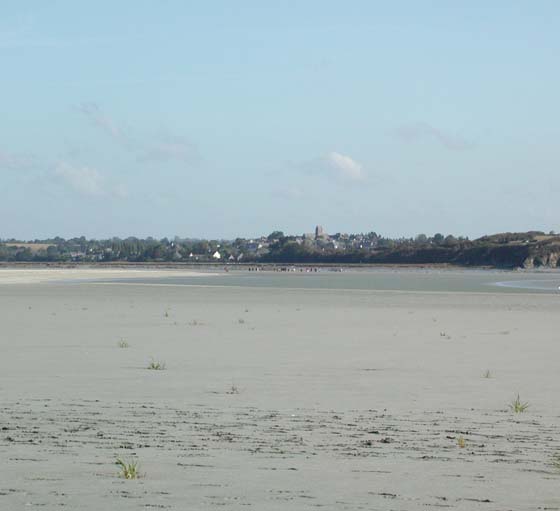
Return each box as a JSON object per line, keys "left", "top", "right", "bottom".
{"left": 444, "top": 235, "right": 458, "bottom": 247}
{"left": 433, "top": 233, "right": 445, "bottom": 244}
{"left": 267, "top": 231, "right": 285, "bottom": 242}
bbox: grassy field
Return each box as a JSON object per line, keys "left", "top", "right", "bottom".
{"left": 4, "top": 243, "right": 54, "bottom": 252}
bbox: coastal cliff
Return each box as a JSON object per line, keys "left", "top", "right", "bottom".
{"left": 521, "top": 247, "right": 560, "bottom": 269}
{"left": 262, "top": 232, "right": 560, "bottom": 269}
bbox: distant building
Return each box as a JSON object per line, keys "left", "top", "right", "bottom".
{"left": 246, "top": 241, "right": 262, "bottom": 253}
{"left": 315, "top": 225, "right": 324, "bottom": 238}
{"left": 212, "top": 251, "right": 221, "bottom": 260}
{"left": 69, "top": 251, "right": 86, "bottom": 261}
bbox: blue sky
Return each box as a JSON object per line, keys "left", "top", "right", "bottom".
{"left": 1, "top": 1, "right": 559, "bottom": 239}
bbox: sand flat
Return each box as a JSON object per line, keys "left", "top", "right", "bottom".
{"left": 0, "top": 271, "right": 559, "bottom": 510}
{"left": 0, "top": 267, "right": 215, "bottom": 284}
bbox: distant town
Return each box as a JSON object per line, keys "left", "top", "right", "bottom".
{"left": 1, "top": 227, "right": 559, "bottom": 269}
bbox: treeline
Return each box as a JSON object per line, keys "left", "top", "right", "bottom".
{"left": 262, "top": 239, "right": 533, "bottom": 267}
{"left": 0, "top": 232, "right": 468, "bottom": 263}
{"left": 1, "top": 230, "right": 559, "bottom": 268}
{"left": 0, "top": 237, "right": 228, "bottom": 263}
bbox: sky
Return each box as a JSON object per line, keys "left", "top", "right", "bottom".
{"left": 2, "top": 1, "right": 560, "bottom": 240}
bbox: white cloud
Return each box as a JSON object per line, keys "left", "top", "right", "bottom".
{"left": 139, "top": 135, "right": 198, "bottom": 164}
{"left": 55, "top": 162, "right": 104, "bottom": 196}
{"left": 54, "top": 161, "right": 127, "bottom": 198}
{"left": 78, "top": 103, "right": 199, "bottom": 166}
{"left": 325, "top": 151, "right": 366, "bottom": 181}
{"left": 0, "top": 149, "right": 37, "bottom": 170}
{"left": 77, "top": 102, "right": 129, "bottom": 144}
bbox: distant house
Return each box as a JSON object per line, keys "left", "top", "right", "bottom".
{"left": 69, "top": 251, "right": 86, "bottom": 261}
{"left": 212, "top": 251, "right": 221, "bottom": 260}
{"left": 246, "top": 242, "right": 262, "bottom": 253}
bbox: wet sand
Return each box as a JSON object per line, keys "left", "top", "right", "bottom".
{"left": 0, "top": 271, "right": 559, "bottom": 509}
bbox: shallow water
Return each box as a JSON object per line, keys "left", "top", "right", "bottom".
{"left": 95, "top": 268, "right": 560, "bottom": 294}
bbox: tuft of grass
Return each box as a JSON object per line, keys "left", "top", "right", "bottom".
{"left": 457, "top": 436, "right": 466, "bottom": 448}
{"left": 483, "top": 370, "right": 492, "bottom": 379}
{"left": 147, "top": 358, "right": 166, "bottom": 371}
{"left": 237, "top": 318, "right": 245, "bottom": 324}
{"left": 226, "top": 382, "right": 240, "bottom": 395}
{"left": 117, "top": 338, "right": 130, "bottom": 348}
{"left": 164, "top": 310, "right": 169, "bottom": 318}
{"left": 116, "top": 458, "right": 140, "bottom": 479}
{"left": 552, "top": 453, "right": 560, "bottom": 471}
{"left": 509, "top": 393, "right": 529, "bottom": 413}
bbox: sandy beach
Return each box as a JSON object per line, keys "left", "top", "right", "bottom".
{"left": 0, "top": 268, "right": 559, "bottom": 510}
{"left": 0, "top": 267, "right": 215, "bottom": 285}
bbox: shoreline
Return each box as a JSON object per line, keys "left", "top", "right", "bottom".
{"left": 1, "top": 263, "right": 559, "bottom": 287}
{"left": 0, "top": 260, "right": 548, "bottom": 271}
{"left": 2, "top": 265, "right": 559, "bottom": 295}
{"left": 0, "top": 267, "right": 216, "bottom": 285}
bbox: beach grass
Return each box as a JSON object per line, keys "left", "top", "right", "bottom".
{"left": 227, "top": 382, "right": 240, "bottom": 394}
{"left": 117, "top": 338, "right": 129, "bottom": 348}
{"left": 509, "top": 394, "right": 529, "bottom": 413}
{"left": 147, "top": 358, "right": 166, "bottom": 370}
{"left": 116, "top": 458, "right": 140, "bottom": 479}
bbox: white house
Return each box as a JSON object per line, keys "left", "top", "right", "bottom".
{"left": 212, "top": 251, "right": 221, "bottom": 260}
